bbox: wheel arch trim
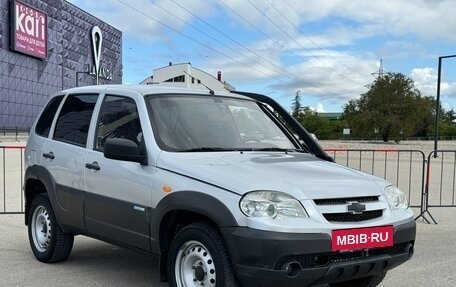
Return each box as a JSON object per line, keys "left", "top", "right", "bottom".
{"left": 24, "top": 165, "right": 59, "bottom": 226}
{"left": 150, "top": 191, "right": 238, "bottom": 253}
{"left": 150, "top": 191, "right": 239, "bottom": 282}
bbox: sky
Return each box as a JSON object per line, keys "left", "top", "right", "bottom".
{"left": 67, "top": 0, "right": 456, "bottom": 113}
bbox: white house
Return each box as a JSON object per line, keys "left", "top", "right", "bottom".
{"left": 140, "top": 62, "right": 235, "bottom": 92}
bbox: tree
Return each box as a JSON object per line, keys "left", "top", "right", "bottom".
{"left": 343, "top": 73, "right": 426, "bottom": 142}
{"left": 291, "top": 91, "right": 302, "bottom": 120}
{"left": 442, "top": 108, "right": 456, "bottom": 124}
{"left": 439, "top": 108, "right": 456, "bottom": 138}
{"left": 299, "top": 108, "right": 331, "bottom": 139}
{"left": 412, "top": 96, "right": 435, "bottom": 138}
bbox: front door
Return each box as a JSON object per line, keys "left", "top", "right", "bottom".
{"left": 83, "top": 94, "right": 153, "bottom": 251}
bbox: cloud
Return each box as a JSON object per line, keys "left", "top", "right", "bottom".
{"left": 198, "top": 40, "right": 377, "bottom": 104}
{"left": 202, "top": 45, "right": 284, "bottom": 83}
{"left": 67, "top": 0, "right": 456, "bottom": 111}
{"left": 378, "top": 41, "right": 427, "bottom": 60}
{"left": 442, "top": 102, "right": 453, "bottom": 111}
{"left": 267, "top": 53, "right": 376, "bottom": 101}
{"left": 410, "top": 67, "right": 456, "bottom": 100}
{"left": 410, "top": 67, "right": 437, "bottom": 97}
{"left": 440, "top": 82, "right": 456, "bottom": 99}
{"left": 285, "top": 0, "right": 456, "bottom": 42}
{"left": 70, "top": 0, "right": 456, "bottom": 46}
{"left": 68, "top": 0, "right": 215, "bottom": 42}
{"left": 315, "top": 103, "right": 326, "bottom": 113}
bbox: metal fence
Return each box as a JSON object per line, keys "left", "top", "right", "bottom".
{"left": 419, "top": 150, "right": 456, "bottom": 224}
{"left": 0, "top": 127, "right": 30, "bottom": 143}
{"left": 0, "top": 145, "right": 454, "bottom": 224}
{"left": 0, "top": 146, "right": 25, "bottom": 214}
{"left": 325, "top": 149, "right": 426, "bottom": 210}
{"left": 325, "top": 148, "right": 456, "bottom": 224}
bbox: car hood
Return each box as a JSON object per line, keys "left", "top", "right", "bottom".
{"left": 156, "top": 151, "right": 387, "bottom": 200}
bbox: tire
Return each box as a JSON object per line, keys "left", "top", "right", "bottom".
{"left": 28, "top": 193, "right": 74, "bottom": 263}
{"left": 167, "top": 222, "right": 240, "bottom": 287}
{"left": 330, "top": 271, "right": 387, "bottom": 287}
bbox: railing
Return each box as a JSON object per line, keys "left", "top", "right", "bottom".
{"left": 325, "top": 149, "right": 426, "bottom": 210}
{"left": 420, "top": 150, "right": 456, "bottom": 224}
{"left": 339, "top": 137, "right": 456, "bottom": 141}
{"left": 0, "top": 127, "right": 30, "bottom": 142}
{"left": 0, "top": 145, "right": 455, "bottom": 224}
{"left": 1, "top": 146, "right": 26, "bottom": 214}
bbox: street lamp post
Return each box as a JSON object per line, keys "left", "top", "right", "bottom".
{"left": 434, "top": 54, "right": 456, "bottom": 155}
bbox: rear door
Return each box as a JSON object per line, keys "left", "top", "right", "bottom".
{"left": 41, "top": 93, "right": 99, "bottom": 230}
{"left": 84, "top": 94, "right": 153, "bottom": 251}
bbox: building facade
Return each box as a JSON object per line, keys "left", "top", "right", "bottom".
{"left": 140, "top": 62, "right": 235, "bottom": 92}
{"left": 0, "top": 0, "right": 122, "bottom": 129}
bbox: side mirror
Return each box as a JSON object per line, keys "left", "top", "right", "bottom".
{"left": 104, "top": 138, "right": 147, "bottom": 164}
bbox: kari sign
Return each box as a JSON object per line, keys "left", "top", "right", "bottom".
{"left": 10, "top": 0, "right": 48, "bottom": 59}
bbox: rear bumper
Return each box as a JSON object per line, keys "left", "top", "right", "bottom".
{"left": 221, "top": 220, "right": 416, "bottom": 287}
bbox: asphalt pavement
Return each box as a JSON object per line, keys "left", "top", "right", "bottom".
{"left": 0, "top": 208, "right": 455, "bottom": 286}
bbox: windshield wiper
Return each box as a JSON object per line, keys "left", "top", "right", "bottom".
{"left": 179, "top": 147, "right": 307, "bottom": 153}
{"left": 251, "top": 147, "right": 307, "bottom": 153}
{"left": 179, "top": 147, "right": 235, "bottom": 152}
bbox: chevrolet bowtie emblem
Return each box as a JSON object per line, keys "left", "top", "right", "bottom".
{"left": 347, "top": 202, "right": 366, "bottom": 214}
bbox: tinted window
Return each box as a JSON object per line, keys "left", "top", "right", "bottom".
{"left": 35, "top": 95, "right": 64, "bottom": 137}
{"left": 53, "top": 94, "right": 98, "bottom": 147}
{"left": 95, "top": 95, "right": 142, "bottom": 151}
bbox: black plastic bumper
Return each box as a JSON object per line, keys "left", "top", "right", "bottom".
{"left": 221, "top": 220, "right": 416, "bottom": 287}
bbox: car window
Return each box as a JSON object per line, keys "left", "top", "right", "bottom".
{"left": 95, "top": 95, "right": 142, "bottom": 151}
{"left": 147, "top": 95, "right": 296, "bottom": 151}
{"left": 53, "top": 94, "right": 98, "bottom": 147}
{"left": 35, "top": 95, "right": 64, "bottom": 138}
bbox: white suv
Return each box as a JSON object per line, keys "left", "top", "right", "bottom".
{"left": 24, "top": 85, "right": 415, "bottom": 287}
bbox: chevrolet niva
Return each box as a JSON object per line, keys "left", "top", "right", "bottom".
{"left": 24, "top": 85, "right": 415, "bottom": 287}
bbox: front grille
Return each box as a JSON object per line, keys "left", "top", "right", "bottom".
{"left": 323, "top": 210, "right": 383, "bottom": 222}
{"left": 314, "top": 196, "right": 379, "bottom": 206}
{"left": 275, "top": 242, "right": 410, "bottom": 270}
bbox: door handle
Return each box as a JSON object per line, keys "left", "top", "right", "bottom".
{"left": 42, "top": 152, "right": 55, "bottom": 159}
{"left": 85, "top": 161, "right": 100, "bottom": 171}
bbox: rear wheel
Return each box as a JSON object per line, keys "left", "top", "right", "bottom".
{"left": 330, "top": 271, "right": 387, "bottom": 287}
{"left": 28, "top": 194, "right": 74, "bottom": 263}
{"left": 167, "top": 222, "right": 239, "bottom": 287}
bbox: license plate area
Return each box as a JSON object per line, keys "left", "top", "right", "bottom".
{"left": 331, "top": 226, "right": 394, "bottom": 252}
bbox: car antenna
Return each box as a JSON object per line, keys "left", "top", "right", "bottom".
{"left": 183, "top": 71, "right": 215, "bottom": 95}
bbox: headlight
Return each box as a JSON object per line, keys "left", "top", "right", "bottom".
{"left": 385, "top": 186, "right": 409, "bottom": 210}
{"left": 240, "top": 191, "right": 308, "bottom": 219}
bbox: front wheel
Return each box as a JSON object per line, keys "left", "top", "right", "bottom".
{"left": 28, "top": 194, "right": 74, "bottom": 263}
{"left": 330, "top": 271, "right": 387, "bottom": 287}
{"left": 167, "top": 222, "right": 239, "bottom": 287}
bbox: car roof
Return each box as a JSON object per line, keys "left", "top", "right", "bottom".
{"left": 58, "top": 84, "right": 250, "bottom": 100}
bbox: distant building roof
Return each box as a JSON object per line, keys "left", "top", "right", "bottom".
{"left": 140, "top": 62, "right": 235, "bottom": 92}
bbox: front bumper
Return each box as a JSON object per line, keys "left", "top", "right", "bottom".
{"left": 221, "top": 220, "right": 416, "bottom": 287}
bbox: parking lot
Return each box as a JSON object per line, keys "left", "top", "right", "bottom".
{"left": 1, "top": 208, "right": 455, "bottom": 286}
{"left": 1, "top": 140, "right": 456, "bottom": 286}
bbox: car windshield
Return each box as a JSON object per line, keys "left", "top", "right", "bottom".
{"left": 147, "top": 95, "right": 298, "bottom": 152}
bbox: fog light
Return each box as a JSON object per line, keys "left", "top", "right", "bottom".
{"left": 284, "top": 261, "right": 301, "bottom": 277}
